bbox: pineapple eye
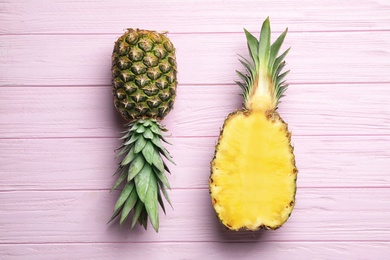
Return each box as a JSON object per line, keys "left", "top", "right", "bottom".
{"left": 119, "top": 109, "right": 131, "bottom": 120}
{"left": 158, "top": 90, "right": 171, "bottom": 102}
{"left": 135, "top": 75, "right": 151, "bottom": 87}
{"left": 117, "top": 41, "right": 130, "bottom": 56}
{"left": 143, "top": 54, "right": 159, "bottom": 67}
{"left": 124, "top": 82, "right": 138, "bottom": 94}
{"left": 134, "top": 104, "right": 149, "bottom": 115}
{"left": 149, "top": 32, "right": 163, "bottom": 43}
{"left": 147, "top": 98, "right": 162, "bottom": 108}
{"left": 163, "top": 40, "right": 174, "bottom": 52}
{"left": 129, "top": 48, "right": 144, "bottom": 62}
{"left": 112, "top": 78, "right": 124, "bottom": 89}
{"left": 131, "top": 93, "right": 147, "bottom": 103}
{"left": 131, "top": 63, "right": 147, "bottom": 75}
{"left": 115, "top": 89, "right": 127, "bottom": 100}
{"left": 143, "top": 86, "right": 159, "bottom": 96}
{"left": 113, "top": 100, "right": 120, "bottom": 109}
{"left": 117, "top": 57, "right": 131, "bottom": 70}
{"left": 125, "top": 29, "right": 139, "bottom": 44}
{"left": 169, "top": 87, "right": 176, "bottom": 96}
{"left": 119, "top": 71, "right": 135, "bottom": 82}
{"left": 138, "top": 39, "right": 154, "bottom": 52}
{"left": 167, "top": 99, "right": 174, "bottom": 110}
{"left": 155, "top": 79, "right": 168, "bottom": 90}
{"left": 157, "top": 106, "right": 168, "bottom": 118}
{"left": 168, "top": 56, "right": 176, "bottom": 66}
{"left": 154, "top": 46, "right": 167, "bottom": 59}
{"left": 159, "top": 62, "right": 171, "bottom": 73}
{"left": 165, "top": 71, "right": 176, "bottom": 84}
{"left": 147, "top": 68, "right": 162, "bottom": 80}
{"left": 120, "top": 100, "right": 135, "bottom": 109}
{"left": 112, "top": 68, "right": 121, "bottom": 77}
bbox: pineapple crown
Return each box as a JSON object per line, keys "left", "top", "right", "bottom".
{"left": 236, "top": 17, "right": 290, "bottom": 111}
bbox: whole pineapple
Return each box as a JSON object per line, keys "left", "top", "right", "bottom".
{"left": 209, "top": 18, "right": 297, "bottom": 230}
{"left": 109, "top": 29, "right": 177, "bottom": 232}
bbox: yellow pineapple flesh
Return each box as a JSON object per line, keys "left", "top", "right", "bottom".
{"left": 210, "top": 18, "right": 297, "bottom": 231}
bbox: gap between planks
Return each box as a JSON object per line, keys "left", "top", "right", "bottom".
{"left": 1, "top": 187, "right": 390, "bottom": 193}
{"left": 2, "top": 29, "right": 390, "bottom": 36}
{"left": 2, "top": 133, "right": 390, "bottom": 141}
{"left": 1, "top": 240, "right": 390, "bottom": 245}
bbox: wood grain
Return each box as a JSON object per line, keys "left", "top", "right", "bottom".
{"left": 1, "top": 136, "right": 390, "bottom": 190}
{"left": 1, "top": 31, "right": 390, "bottom": 86}
{"left": 1, "top": 189, "right": 390, "bottom": 243}
{"left": 1, "top": 242, "right": 389, "bottom": 260}
{"left": 1, "top": 84, "right": 389, "bottom": 139}
{"left": 1, "top": 0, "right": 390, "bottom": 34}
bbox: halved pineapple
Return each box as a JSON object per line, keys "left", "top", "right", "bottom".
{"left": 210, "top": 18, "right": 297, "bottom": 230}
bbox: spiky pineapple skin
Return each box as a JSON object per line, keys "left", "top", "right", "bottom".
{"left": 112, "top": 29, "right": 177, "bottom": 121}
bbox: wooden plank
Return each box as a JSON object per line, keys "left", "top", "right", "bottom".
{"left": 1, "top": 31, "right": 390, "bottom": 86}
{"left": 1, "top": 0, "right": 390, "bottom": 34}
{"left": 1, "top": 84, "right": 389, "bottom": 138}
{"left": 1, "top": 136, "right": 390, "bottom": 190}
{"left": 0, "top": 188, "right": 389, "bottom": 243}
{"left": 1, "top": 242, "right": 389, "bottom": 259}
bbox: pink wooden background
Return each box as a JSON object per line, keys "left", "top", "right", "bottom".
{"left": 1, "top": 0, "right": 390, "bottom": 259}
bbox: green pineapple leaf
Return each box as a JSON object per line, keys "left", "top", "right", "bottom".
{"left": 107, "top": 182, "right": 135, "bottom": 223}
{"left": 121, "top": 146, "right": 136, "bottom": 166}
{"left": 152, "top": 148, "right": 164, "bottom": 173}
{"left": 150, "top": 123, "right": 162, "bottom": 135}
{"left": 154, "top": 166, "right": 171, "bottom": 189}
{"left": 134, "top": 163, "right": 152, "bottom": 202}
{"left": 144, "top": 173, "right": 159, "bottom": 232}
{"left": 135, "top": 124, "right": 146, "bottom": 134}
{"left": 134, "top": 135, "right": 147, "bottom": 153}
{"left": 124, "top": 133, "right": 140, "bottom": 146}
{"left": 272, "top": 48, "right": 290, "bottom": 81}
{"left": 127, "top": 155, "right": 145, "bottom": 182}
{"left": 131, "top": 200, "right": 144, "bottom": 229}
{"left": 244, "top": 29, "right": 259, "bottom": 69}
{"left": 120, "top": 188, "right": 138, "bottom": 225}
{"left": 111, "top": 169, "right": 127, "bottom": 191}
{"left": 157, "top": 189, "right": 166, "bottom": 214}
{"left": 113, "top": 182, "right": 134, "bottom": 213}
{"left": 159, "top": 180, "right": 173, "bottom": 208}
{"left": 142, "top": 119, "right": 153, "bottom": 127}
{"left": 141, "top": 141, "right": 155, "bottom": 165}
{"left": 143, "top": 128, "right": 154, "bottom": 139}
{"left": 269, "top": 28, "right": 288, "bottom": 71}
{"left": 258, "top": 17, "right": 271, "bottom": 71}
{"left": 116, "top": 146, "right": 130, "bottom": 158}
{"left": 139, "top": 207, "right": 148, "bottom": 230}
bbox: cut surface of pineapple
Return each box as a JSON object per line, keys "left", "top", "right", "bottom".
{"left": 210, "top": 110, "right": 296, "bottom": 230}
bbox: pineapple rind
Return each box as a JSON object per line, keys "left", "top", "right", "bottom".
{"left": 109, "top": 119, "right": 173, "bottom": 232}
{"left": 112, "top": 29, "right": 177, "bottom": 121}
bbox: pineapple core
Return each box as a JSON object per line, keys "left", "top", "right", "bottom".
{"left": 210, "top": 110, "right": 296, "bottom": 230}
